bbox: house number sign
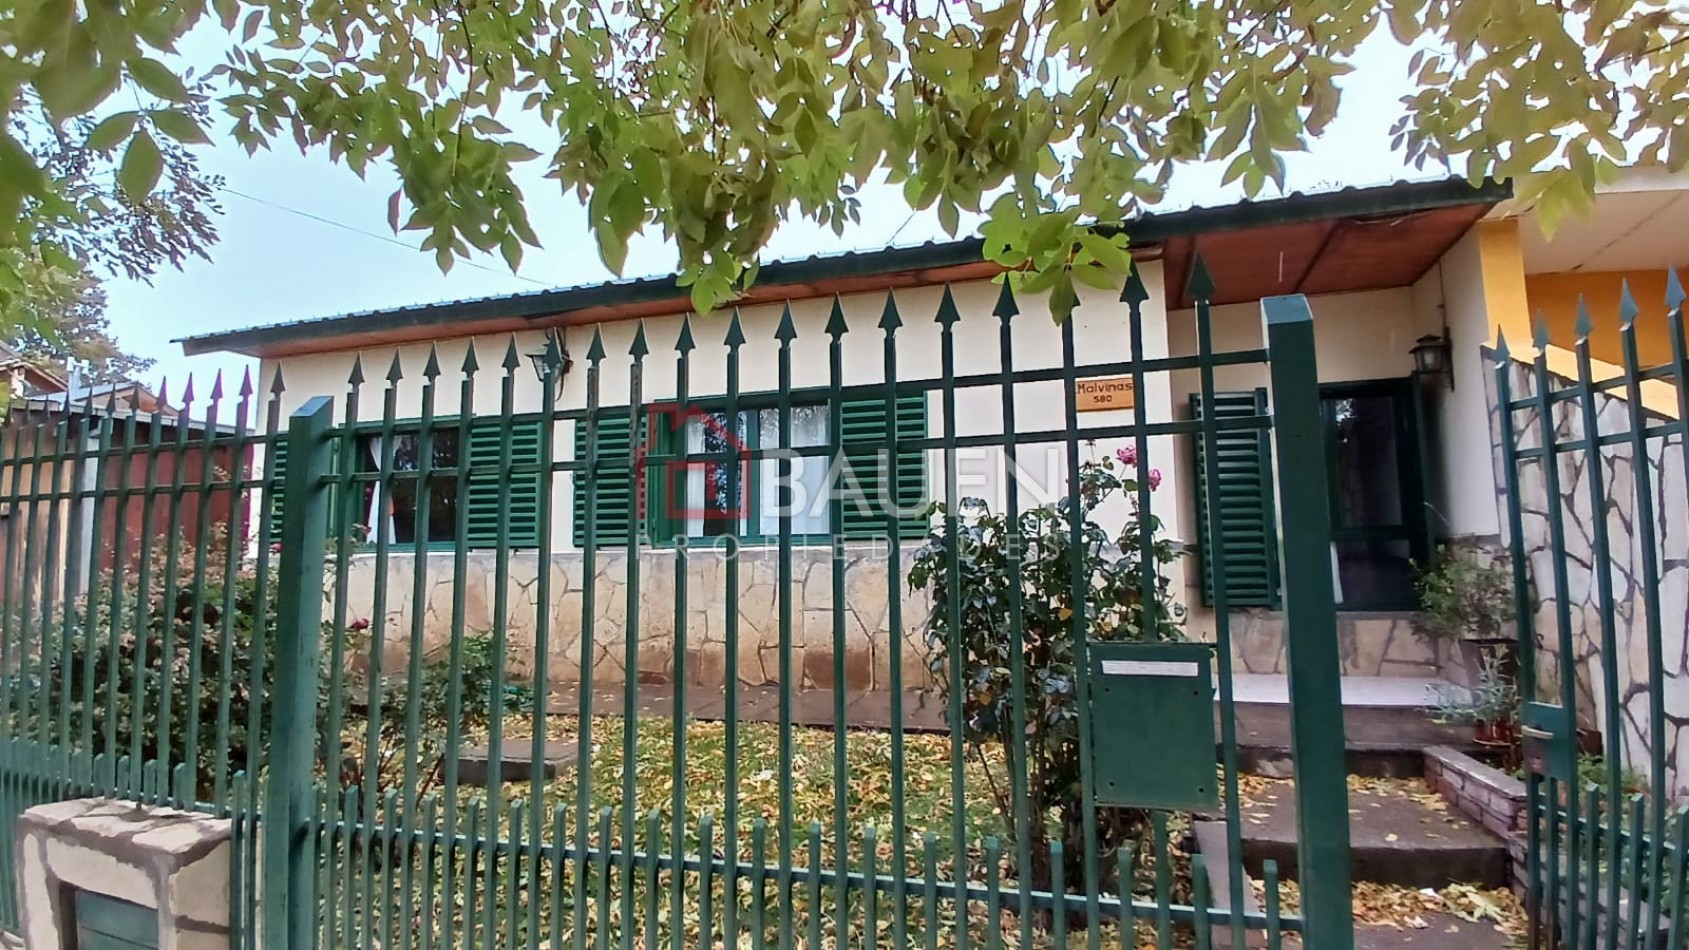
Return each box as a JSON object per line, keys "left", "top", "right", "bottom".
{"left": 1075, "top": 376, "right": 1137, "bottom": 411}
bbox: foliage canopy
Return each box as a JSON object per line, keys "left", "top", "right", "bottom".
{"left": 2, "top": 0, "right": 1682, "bottom": 316}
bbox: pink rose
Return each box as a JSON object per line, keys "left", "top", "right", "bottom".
{"left": 269, "top": 542, "right": 282, "bottom": 554}
{"left": 347, "top": 617, "right": 371, "bottom": 632}
{"left": 1147, "top": 468, "right": 1162, "bottom": 491}
{"left": 1115, "top": 445, "right": 1137, "bottom": 467}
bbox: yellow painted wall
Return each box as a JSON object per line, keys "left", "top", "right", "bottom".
{"left": 1525, "top": 270, "right": 1678, "bottom": 368}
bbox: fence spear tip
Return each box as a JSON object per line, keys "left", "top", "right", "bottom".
{"left": 240, "top": 367, "right": 255, "bottom": 398}
{"left": 348, "top": 355, "right": 366, "bottom": 386}
{"left": 387, "top": 351, "right": 407, "bottom": 382}
{"left": 1619, "top": 280, "right": 1639, "bottom": 328}
{"left": 1495, "top": 326, "right": 1511, "bottom": 360}
{"left": 1575, "top": 295, "right": 1594, "bottom": 341}
{"left": 877, "top": 293, "right": 903, "bottom": 333}
{"left": 1531, "top": 312, "right": 1551, "bottom": 351}
{"left": 824, "top": 295, "right": 849, "bottom": 338}
{"left": 586, "top": 327, "right": 607, "bottom": 362}
{"left": 180, "top": 375, "right": 195, "bottom": 406}
{"left": 629, "top": 320, "right": 651, "bottom": 358}
{"left": 724, "top": 308, "right": 747, "bottom": 348}
{"left": 157, "top": 376, "right": 169, "bottom": 407}
{"left": 423, "top": 344, "right": 442, "bottom": 379}
{"left": 675, "top": 312, "right": 696, "bottom": 353}
{"left": 1186, "top": 253, "right": 1216, "bottom": 300}
{"left": 992, "top": 280, "right": 1019, "bottom": 320}
{"left": 1668, "top": 267, "right": 1686, "bottom": 311}
{"left": 934, "top": 284, "right": 961, "bottom": 327}
{"left": 461, "top": 340, "right": 480, "bottom": 374}
{"left": 1121, "top": 264, "right": 1150, "bottom": 305}
{"left": 774, "top": 303, "right": 798, "bottom": 342}
{"left": 268, "top": 366, "right": 286, "bottom": 395}
{"left": 209, "top": 370, "right": 224, "bottom": 401}
{"left": 501, "top": 336, "right": 522, "bottom": 372}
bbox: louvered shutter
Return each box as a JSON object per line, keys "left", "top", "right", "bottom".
{"left": 464, "top": 416, "right": 544, "bottom": 548}
{"left": 1190, "top": 390, "right": 1280, "bottom": 608}
{"left": 838, "top": 393, "right": 927, "bottom": 539}
{"left": 263, "top": 438, "right": 288, "bottom": 543}
{"left": 572, "top": 410, "right": 640, "bottom": 547}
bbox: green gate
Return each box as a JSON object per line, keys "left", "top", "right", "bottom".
{"left": 1495, "top": 274, "right": 1689, "bottom": 948}
{"left": 0, "top": 270, "right": 1355, "bottom": 948}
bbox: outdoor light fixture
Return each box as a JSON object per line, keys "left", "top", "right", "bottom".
{"left": 1410, "top": 332, "right": 1454, "bottom": 391}
{"left": 527, "top": 328, "right": 572, "bottom": 395}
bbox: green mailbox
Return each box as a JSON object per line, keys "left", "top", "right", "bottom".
{"left": 1087, "top": 640, "right": 1219, "bottom": 810}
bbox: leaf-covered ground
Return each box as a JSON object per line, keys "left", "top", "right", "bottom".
{"left": 320, "top": 718, "right": 1523, "bottom": 948}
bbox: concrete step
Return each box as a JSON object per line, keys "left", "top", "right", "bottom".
{"left": 1235, "top": 779, "right": 1508, "bottom": 890}
{"left": 1232, "top": 703, "right": 1481, "bottom": 779}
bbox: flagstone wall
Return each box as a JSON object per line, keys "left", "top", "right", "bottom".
{"left": 1486, "top": 351, "right": 1689, "bottom": 791}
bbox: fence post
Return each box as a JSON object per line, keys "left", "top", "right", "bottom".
{"left": 262, "top": 395, "right": 333, "bottom": 949}
{"left": 1262, "top": 295, "right": 1354, "bottom": 949}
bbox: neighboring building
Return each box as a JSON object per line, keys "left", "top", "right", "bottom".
{"left": 173, "top": 173, "right": 1684, "bottom": 694}
{"left": 0, "top": 342, "right": 66, "bottom": 415}
{"left": 0, "top": 383, "right": 251, "bottom": 603}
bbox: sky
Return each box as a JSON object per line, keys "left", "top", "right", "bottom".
{"left": 102, "top": 29, "right": 1426, "bottom": 395}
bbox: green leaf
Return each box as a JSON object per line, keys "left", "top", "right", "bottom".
{"left": 84, "top": 111, "right": 140, "bottom": 152}
{"left": 118, "top": 130, "right": 165, "bottom": 201}
{"left": 129, "top": 58, "right": 190, "bottom": 102}
{"left": 151, "top": 109, "right": 210, "bottom": 145}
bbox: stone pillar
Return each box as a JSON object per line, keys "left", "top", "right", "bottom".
{"left": 14, "top": 798, "right": 237, "bottom": 949}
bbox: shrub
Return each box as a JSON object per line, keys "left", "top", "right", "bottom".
{"left": 908, "top": 448, "right": 1185, "bottom": 896}
{"left": 19, "top": 526, "right": 527, "bottom": 802}
{"left": 1413, "top": 543, "right": 1516, "bottom": 642}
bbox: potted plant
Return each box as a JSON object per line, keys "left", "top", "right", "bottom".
{"left": 1430, "top": 649, "right": 1521, "bottom": 767}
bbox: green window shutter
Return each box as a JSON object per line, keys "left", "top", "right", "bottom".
{"left": 1190, "top": 389, "right": 1279, "bottom": 608}
{"left": 464, "top": 416, "right": 544, "bottom": 549}
{"left": 264, "top": 437, "right": 288, "bottom": 543}
{"left": 266, "top": 434, "right": 350, "bottom": 543}
{"left": 572, "top": 410, "right": 639, "bottom": 548}
{"left": 838, "top": 393, "right": 927, "bottom": 539}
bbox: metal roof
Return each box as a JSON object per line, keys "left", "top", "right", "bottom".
{"left": 179, "top": 176, "right": 1512, "bottom": 358}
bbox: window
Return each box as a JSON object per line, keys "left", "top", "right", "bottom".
{"left": 356, "top": 429, "right": 460, "bottom": 545}
{"left": 1191, "top": 379, "right": 1430, "bottom": 611}
{"left": 1320, "top": 380, "right": 1427, "bottom": 609}
{"left": 266, "top": 416, "right": 544, "bottom": 550}
{"left": 572, "top": 392, "right": 927, "bottom": 547}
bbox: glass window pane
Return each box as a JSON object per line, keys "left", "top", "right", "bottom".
{"left": 757, "top": 405, "right": 830, "bottom": 536}
{"left": 1325, "top": 394, "right": 1403, "bottom": 529}
{"left": 358, "top": 429, "right": 460, "bottom": 545}
{"left": 1332, "top": 538, "right": 1413, "bottom": 607}
{"left": 683, "top": 411, "right": 748, "bottom": 537}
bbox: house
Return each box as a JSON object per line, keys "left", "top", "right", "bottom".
{"left": 174, "top": 173, "right": 1684, "bottom": 701}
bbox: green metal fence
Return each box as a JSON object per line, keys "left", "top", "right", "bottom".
{"left": 1495, "top": 273, "right": 1689, "bottom": 948}
{"left": 0, "top": 274, "right": 1354, "bottom": 948}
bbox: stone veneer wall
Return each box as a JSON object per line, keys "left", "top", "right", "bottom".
{"left": 1486, "top": 352, "right": 1689, "bottom": 792}
{"left": 337, "top": 546, "right": 1446, "bottom": 694}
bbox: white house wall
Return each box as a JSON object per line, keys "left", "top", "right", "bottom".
{"left": 260, "top": 266, "right": 1223, "bottom": 691}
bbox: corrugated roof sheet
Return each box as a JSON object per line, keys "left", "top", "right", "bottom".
{"left": 178, "top": 175, "right": 1512, "bottom": 357}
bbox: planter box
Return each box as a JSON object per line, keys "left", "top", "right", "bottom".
{"left": 1425, "top": 744, "right": 1527, "bottom": 840}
